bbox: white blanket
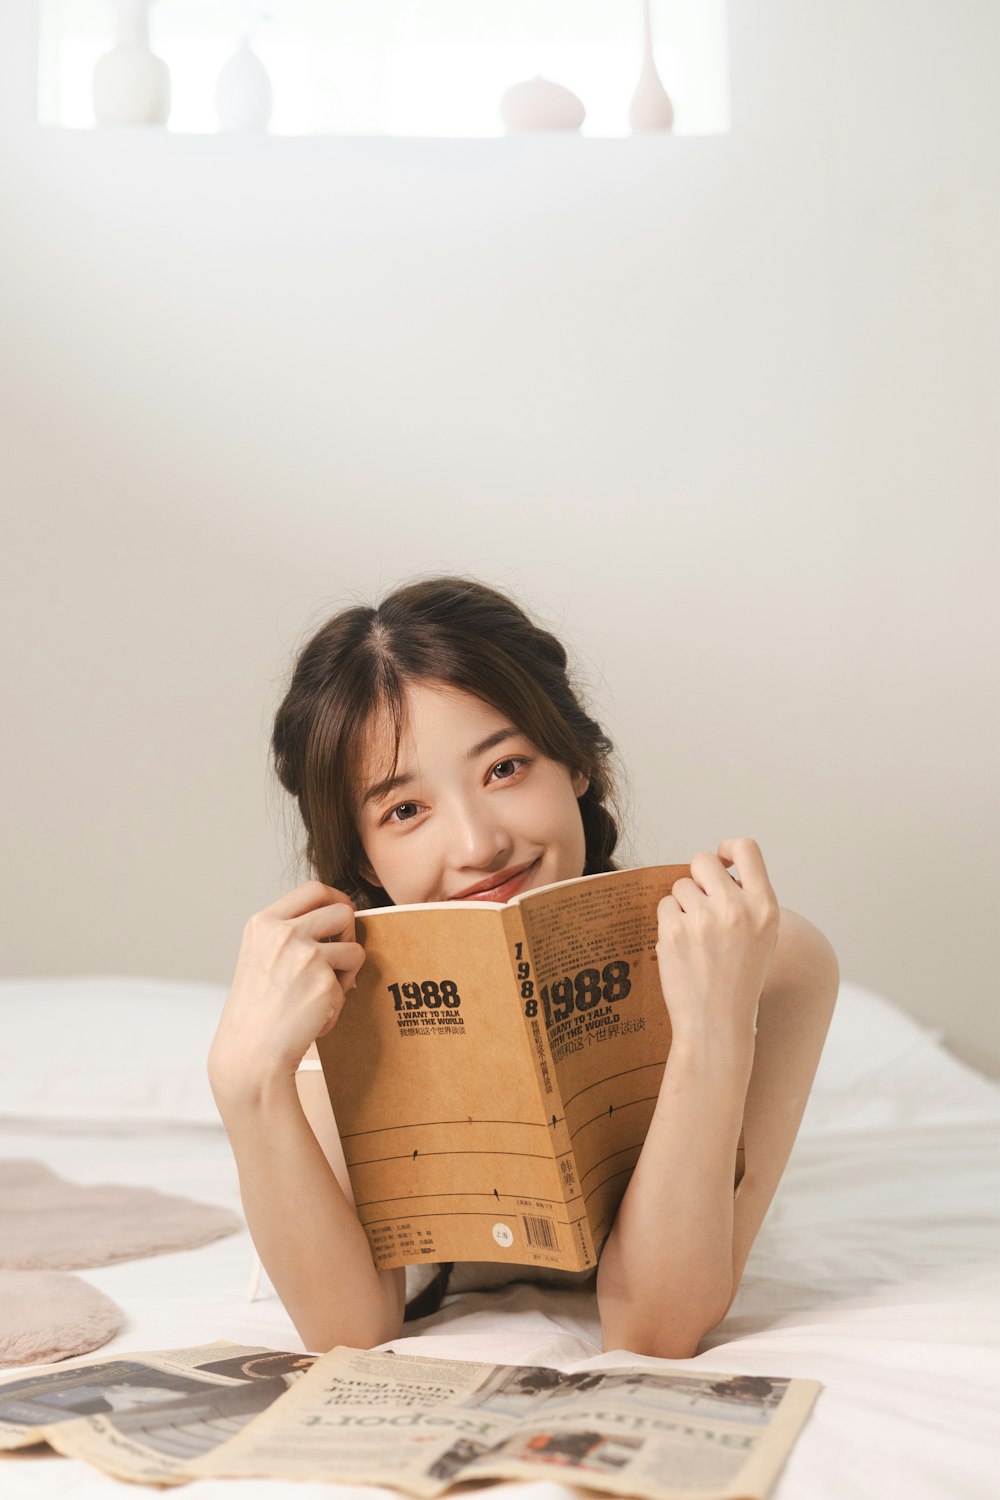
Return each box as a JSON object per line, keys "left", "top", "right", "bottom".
{"left": 0, "top": 977, "right": 997, "bottom": 1498}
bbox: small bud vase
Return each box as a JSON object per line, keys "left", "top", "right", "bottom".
{"left": 628, "top": 0, "right": 674, "bottom": 133}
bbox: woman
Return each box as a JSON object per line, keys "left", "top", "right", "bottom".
{"left": 208, "top": 575, "right": 839, "bottom": 1357}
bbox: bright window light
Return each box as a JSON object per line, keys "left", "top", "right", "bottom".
{"left": 38, "top": 1, "right": 730, "bottom": 137}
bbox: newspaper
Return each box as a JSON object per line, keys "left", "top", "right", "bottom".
{"left": 319, "top": 862, "right": 746, "bottom": 1274}
{"left": 0, "top": 1341, "right": 821, "bottom": 1496}
{"left": 0, "top": 1342, "right": 316, "bottom": 1483}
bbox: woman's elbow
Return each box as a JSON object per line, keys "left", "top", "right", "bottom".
{"left": 601, "top": 1328, "right": 709, "bottom": 1361}
{"left": 295, "top": 1308, "right": 404, "bottom": 1354}
{"left": 293, "top": 1282, "right": 406, "bottom": 1353}
{"left": 600, "top": 1307, "right": 725, "bottom": 1362}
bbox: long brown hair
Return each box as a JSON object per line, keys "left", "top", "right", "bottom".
{"left": 270, "top": 574, "right": 628, "bottom": 1319}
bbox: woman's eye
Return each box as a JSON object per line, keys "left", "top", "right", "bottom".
{"left": 382, "top": 760, "right": 528, "bottom": 825}
{"left": 490, "top": 757, "right": 528, "bottom": 782}
{"left": 384, "top": 802, "right": 420, "bottom": 824}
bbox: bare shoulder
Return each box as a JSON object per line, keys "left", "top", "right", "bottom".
{"left": 768, "top": 907, "right": 840, "bottom": 990}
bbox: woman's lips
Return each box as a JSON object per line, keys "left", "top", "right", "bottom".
{"left": 452, "top": 858, "right": 540, "bottom": 902}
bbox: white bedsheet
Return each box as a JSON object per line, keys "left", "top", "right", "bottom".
{"left": 1, "top": 980, "right": 998, "bottom": 1499}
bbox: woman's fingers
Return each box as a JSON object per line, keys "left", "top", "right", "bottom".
{"left": 258, "top": 885, "right": 366, "bottom": 990}
{"left": 313, "top": 935, "right": 366, "bottom": 995}
{"left": 716, "top": 837, "right": 776, "bottom": 900}
{"left": 264, "top": 880, "right": 354, "bottom": 923}
{"left": 296, "top": 900, "right": 356, "bottom": 943}
{"left": 669, "top": 840, "right": 774, "bottom": 911}
{"left": 671, "top": 850, "right": 741, "bottom": 908}
{"left": 654, "top": 839, "right": 780, "bottom": 1048}
{"left": 667, "top": 876, "right": 703, "bottom": 912}
{"left": 296, "top": 902, "right": 364, "bottom": 981}
{"left": 689, "top": 850, "right": 739, "bottom": 897}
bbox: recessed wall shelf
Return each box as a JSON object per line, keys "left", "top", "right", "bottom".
{"left": 38, "top": 0, "right": 730, "bottom": 139}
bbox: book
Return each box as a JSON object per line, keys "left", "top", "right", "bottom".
{"left": 316, "top": 864, "right": 746, "bottom": 1274}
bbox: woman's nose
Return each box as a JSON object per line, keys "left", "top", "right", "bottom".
{"left": 445, "top": 796, "right": 508, "bottom": 868}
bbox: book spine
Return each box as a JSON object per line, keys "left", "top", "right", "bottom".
{"left": 501, "top": 906, "right": 594, "bottom": 1269}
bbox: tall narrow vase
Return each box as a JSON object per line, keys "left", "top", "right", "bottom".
{"left": 93, "top": 0, "right": 171, "bottom": 127}
{"left": 628, "top": 0, "right": 674, "bottom": 133}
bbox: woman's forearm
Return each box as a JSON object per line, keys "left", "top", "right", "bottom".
{"left": 595, "top": 1035, "right": 754, "bottom": 1359}
{"left": 212, "top": 1074, "right": 404, "bottom": 1351}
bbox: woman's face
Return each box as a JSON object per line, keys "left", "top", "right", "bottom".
{"left": 355, "top": 679, "right": 589, "bottom": 906}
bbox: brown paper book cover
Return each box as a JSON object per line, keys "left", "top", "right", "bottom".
{"left": 317, "top": 864, "right": 747, "bottom": 1274}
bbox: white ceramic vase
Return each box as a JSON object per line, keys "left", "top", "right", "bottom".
{"left": 499, "top": 77, "right": 586, "bottom": 133}
{"left": 628, "top": 0, "right": 674, "bottom": 132}
{"left": 215, "top": 38, "right": 273, "bottom": 132}
{"left": 92, "top": 0, "right": 170, "bottom": 127}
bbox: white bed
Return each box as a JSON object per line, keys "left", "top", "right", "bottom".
{"left": 1, "top": 976, "right": 998, "bottom": 1499}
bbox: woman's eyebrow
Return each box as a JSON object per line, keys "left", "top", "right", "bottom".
{"left": 465, "top": 726, "right": 522, "bottom": 760}
{"left": 361, "top": 727, "right": 521, "bottom": 808}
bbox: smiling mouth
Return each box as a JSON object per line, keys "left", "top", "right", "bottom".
{"left": 451, "top": 858, "right": 541, "bottom": 902}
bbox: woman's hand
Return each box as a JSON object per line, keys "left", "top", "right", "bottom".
{"left": 208, "top": 881, "right": 366, "bottom": 1102}
{"left": 655, "top": 838, "right": 780, "bottom": 1050}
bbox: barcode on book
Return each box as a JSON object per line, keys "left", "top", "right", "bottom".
{"left": 521, "top": 1213, "right": 557, "bottom": 1250}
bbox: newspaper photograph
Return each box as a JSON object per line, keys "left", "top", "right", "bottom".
{"left": 0, "top": 1342, "right": 821, "bottom": 1497}
{"left": 0, "top": 1341, "right": 315, "bottom": 1484}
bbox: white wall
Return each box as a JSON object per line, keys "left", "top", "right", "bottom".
{"left": 1, "top": 1, "right": 997, "bottom": 1074}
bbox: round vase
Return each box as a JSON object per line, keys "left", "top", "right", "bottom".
{"left": 499, "top": 77, "right": 586, "bottom": 133}
{"left": 92, "top": 0, "right": 170, "bottom": 126}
